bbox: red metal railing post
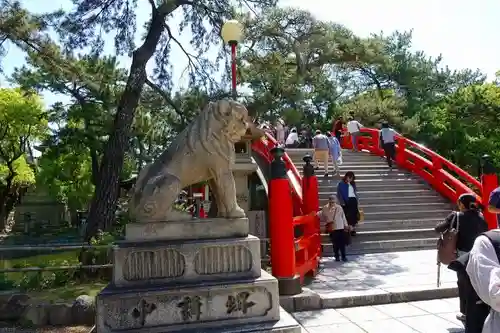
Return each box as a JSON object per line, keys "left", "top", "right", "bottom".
{"left": 268, "top": 146, "right": 302, "bottom": 295}
{"left": 481, "top": 154, "right": 499, "bottom": 230}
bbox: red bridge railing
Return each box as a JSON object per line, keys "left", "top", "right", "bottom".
{"left": 251, "top": 136, "right": 321, "bottom": 295}
{"left": 341, "top": 128, "right": 498, "bottom": 229}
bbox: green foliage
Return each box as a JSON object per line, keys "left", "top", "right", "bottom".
{"left": 338, "top": 90, "right": 406, "bottom": 128}
{"left": 36, "top": 148, "right": 94, "bottom": 210}
{"left": 0, "top": 156, "right": 35, "bottom": 187}
{"left": 0, "top": 87, "right": 48, "bottom": 163}
{"left": 0, "top": 250, "right": 80, "bottom": 291}
{"left": 418, "top": 83, "right": 500, "bottom": 172}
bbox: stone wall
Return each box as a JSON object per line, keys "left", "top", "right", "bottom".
{"left": 0, "top": 292, "right": 95, "bottom": 327}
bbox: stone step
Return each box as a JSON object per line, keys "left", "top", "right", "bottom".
{"left": 293, "top": 160, "right": 390, "bottom": 167}
{"left": 360, "top": 201, "right": 451, "bottom": 214}
{"left": 315, "top": 178, "right": 426, "bottom": 188}
{"left": 356, "top": 189, "right": 441, "bottom": 199}
{"left": 300, "top": 170, "right": 412, "bottom": 178}
{"left": 287, "top": 148, "right": 369, "bottom": 154}
{"left": 293, "top": 164, "right": 392, "bottom": 172}
{"left": 318, "top": 190, "right": 436, "bottom": 200}
{"left": 321, "top": 228, "right": 437, "bottom": 243}
{"left": 363, "top": 208, "right": 450, "bottom": 221}
{"left": 302, "top": 173, "right": 417, "bottom": 181}
{"left": 326, "top": 195, "right": 447, "bottom": 206}
{"left": 321, "top": 237, "right": 437, "bottom": 254}
{"left": 287, "top": 153, "right": 385, "bottom": 162}
{"left": 318, "top": 182, "right": 430, "bottom": 192}
{"left": 355, "top": 218, "right": 443, "bottom": 231}
{"left": 292, "top": 157, "right": 389, "bottom": 164}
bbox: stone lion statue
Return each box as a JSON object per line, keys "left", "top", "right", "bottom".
{"left": 129, "top": 100, "right": 249, "bottom": 222}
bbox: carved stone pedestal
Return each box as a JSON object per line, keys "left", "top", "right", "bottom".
{"left": 95, "top": 218, "right": 301, "bottom": 333}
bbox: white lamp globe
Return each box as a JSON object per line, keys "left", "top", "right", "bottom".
{"left": 221, "top": 20, "right": 243, "bottom": 44}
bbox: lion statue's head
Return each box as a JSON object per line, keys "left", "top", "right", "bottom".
{"left": 210, "top": 99, "right": 248, "bottom": 142}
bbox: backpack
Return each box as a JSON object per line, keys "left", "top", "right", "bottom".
{"left": 483, "top": 230, "right": 500, "bottom": 260}
{"left": 437, "top": 212, "right": 460, "bottom": 265}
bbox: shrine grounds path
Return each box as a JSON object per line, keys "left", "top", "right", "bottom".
{"left": 294, "top": 297, "right": 464, "bottom": 333}
{"left": 281, "top": 250, "right": 458, "bottom": 312}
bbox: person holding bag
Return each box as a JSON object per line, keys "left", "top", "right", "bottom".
{"left": 318, "top": 195, "right": 350, "bottom": 262}
{"left": 435, "top": 193, "right": 488, "bottom": 323}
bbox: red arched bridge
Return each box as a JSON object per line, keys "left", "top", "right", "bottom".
{"left": 250, "top": 127, "right": 498, "bottom": 296}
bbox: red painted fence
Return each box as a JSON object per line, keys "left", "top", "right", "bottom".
{"left": 341, "top": 128, "right": 498, "bottom": 229}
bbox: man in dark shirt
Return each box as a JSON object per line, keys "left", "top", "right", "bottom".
{"left": 488, "top": 186, "right": 500, "bottom": 228}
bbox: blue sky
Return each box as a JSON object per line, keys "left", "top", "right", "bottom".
{"left": 2, "top": 0, "right": 499, "bottom": 107}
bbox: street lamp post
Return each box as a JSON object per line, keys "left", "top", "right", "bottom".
{"left": 221, "top": 20, "right": 243, "bottom": 99}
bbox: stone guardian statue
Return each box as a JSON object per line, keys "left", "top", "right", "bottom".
{"left": 129, "top": 100, "right": 249, "bottom": 222}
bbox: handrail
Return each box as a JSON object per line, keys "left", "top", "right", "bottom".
{"left": 251, "top": 133, "right": 303, "bottom": 215}
{"left": 261, "top": 133, "right": 303, "bottom": 195}
{"left": 340, "top": 127, "right": 484, "bottom": 204}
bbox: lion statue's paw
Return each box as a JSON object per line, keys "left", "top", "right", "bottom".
{"left": 225, "top": 206, "right": 246, "bottom": 219}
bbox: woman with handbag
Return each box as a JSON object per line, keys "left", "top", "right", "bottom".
{"left": 337, "top": 171, "right": 360, "bottom": 236}
{"left": 319, "top": 195, "right": 350, "bottom": 262}
{"left": 435, "top": 193, "right": 488, "bottom": 323}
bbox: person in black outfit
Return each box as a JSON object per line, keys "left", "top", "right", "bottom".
{"left": 435, "top": 193, "right": 488, "bottom": 323}
{"left": 449, "top": 252, "right": 491, "bottom": 333}
{"left": 379, "top": 121, "right": 398, "bottom": 169}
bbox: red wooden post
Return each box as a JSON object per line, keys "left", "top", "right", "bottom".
{"left": 481, "top": 155, "right": 499, "bottom": 230}
{"left": 301, "top": 154, "right": 319, "bottom": 214}
{"left": 301, "top": 153, "right": 321, "bottom": 264}
{"left": 268, "top": 146, "right": 302, "bottom": 295}
{"left": 395, "top": 136, "right": 406, "bottom": 168}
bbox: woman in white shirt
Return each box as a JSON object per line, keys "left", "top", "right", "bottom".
{"left": 285, "top": 128, "right": 299, "bottom": 148}
{"left": 319, "top": 195, "right": 350, "bottom": 262}
{"left": 346, "top": 118, "right": 363, "bottom": 151}
{"left": 276, "top": 119, "right": 285, "bottom": 143}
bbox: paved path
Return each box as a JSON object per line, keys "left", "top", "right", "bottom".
{"left": 293, "top": 298, "right": 464, "bottom": 333}
{"left": 281, "top": 250, "right": 458, "bottom": 312}
{"left": 311, "top": 249, "right": 456, "bottom": 294}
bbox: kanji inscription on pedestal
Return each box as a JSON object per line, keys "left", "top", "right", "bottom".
{"left": 226, "top": 292, "right": 256, "bottom": 314}
{"left": 178, "top": 296, "right": 203, "bottom": 321}
{"left": 101, "top": 286, "right": 275, "bottom": 330}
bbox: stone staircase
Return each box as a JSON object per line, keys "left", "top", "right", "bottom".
{"left": 286, "top": 148, "right": 452, "bottom": 255}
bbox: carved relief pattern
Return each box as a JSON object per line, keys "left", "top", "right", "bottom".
{"left": 194, "top": 245, "right": 252, "bottom": 275}
{"left": 123, "top": 249, "right": 185, "bottom": 281}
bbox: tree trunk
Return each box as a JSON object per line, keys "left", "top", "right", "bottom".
{"left": 0, "top": 174, "right": 14, "bottom": 230}
{"left": 89, "top": 148, "right": 100, "bottom": 185}
{"left": 85, "top": 8, "right": 174, "bottom": 240}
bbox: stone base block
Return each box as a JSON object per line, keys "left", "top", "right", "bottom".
{"left": 113, "top": 236, "right": 262, "bottom": 287}
{"left": 125, "top": 218, "right": 249, "bottom": 242}
{"left": 96, "top": 271, "right": 281, "bottom": 333}
{"left": 183, "top": 308, "right": 302, "bottom": 333}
